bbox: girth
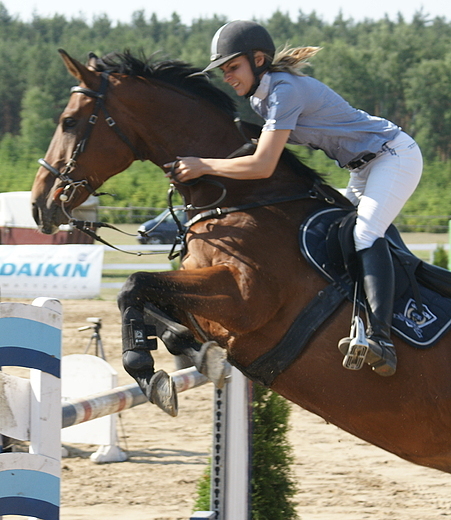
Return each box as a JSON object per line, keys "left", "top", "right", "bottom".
{"left": 229, "top": 283, "right": 346, "bottom": 387}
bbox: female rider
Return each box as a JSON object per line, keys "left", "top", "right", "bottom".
{"left": 164, "top": 20, "right": 423, "bottom": 377}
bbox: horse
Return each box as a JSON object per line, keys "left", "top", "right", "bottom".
{"left": 31, "top": 49, "right": 451, "bottom": 474}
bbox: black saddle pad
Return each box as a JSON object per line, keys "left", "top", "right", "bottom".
{"left": 299, "top": 207, "right": 451, "bottom": 349}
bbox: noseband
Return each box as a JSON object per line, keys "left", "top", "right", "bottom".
{"left": 38, "top": 72, "right": 144, "bottom": 207}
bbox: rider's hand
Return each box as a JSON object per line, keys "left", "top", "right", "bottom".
{"left": 164, "top": 157, "right": 204, "bottom": 183}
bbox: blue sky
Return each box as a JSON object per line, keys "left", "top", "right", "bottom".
{"left": 4, "top": 0, "right": 451, "bottom": 25}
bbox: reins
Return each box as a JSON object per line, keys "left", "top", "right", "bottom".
{"left": 66, "top": 172, "right": 338, "bottom": 259}
{"left": 69, "top": 220, "right": 162, "bottom": 256}
{"left": 183, "top": 187, "right": 334, "bottom": 230}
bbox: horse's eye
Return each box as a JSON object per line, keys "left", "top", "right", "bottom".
{"left": 63, "top": 117, "right": 77, "bottom": 129}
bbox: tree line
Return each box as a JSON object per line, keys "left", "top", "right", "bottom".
{"left": 1, "top": 4, "right": 451, "bottom": 226}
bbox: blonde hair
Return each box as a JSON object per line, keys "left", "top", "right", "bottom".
{"left": 269, "top": 46, "right": 322, "bottom": 76}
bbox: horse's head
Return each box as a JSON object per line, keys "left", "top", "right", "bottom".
{"left": 31, "top": 49, "right": 332, "bottom": 234}
{"left": 31, "top": 50, "right": 139, "bottom": 233}
{"left": 31, "top": 49, "right": 246, "bottom": 233}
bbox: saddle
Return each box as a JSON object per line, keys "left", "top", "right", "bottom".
{"left": 300, "top": 207, "right": 451, "bottom": 349}
{"left": 230, "top": 206, "right": 451, "bottom": 388}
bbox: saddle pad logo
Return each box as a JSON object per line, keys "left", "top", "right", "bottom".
{"left": 393, "top": 298, "right": 437, "bottom": 339}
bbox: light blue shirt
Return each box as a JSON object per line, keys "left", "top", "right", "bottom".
{"left": 250, "top": 72, "right": 401, "bottom": 168}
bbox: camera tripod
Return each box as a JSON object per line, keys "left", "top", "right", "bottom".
{"left": 78, "top": 317, "right": 106, "bottom": 360}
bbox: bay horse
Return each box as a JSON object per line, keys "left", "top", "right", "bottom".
{"left": 31, "top": 50, "right": 451, "bottom": 474}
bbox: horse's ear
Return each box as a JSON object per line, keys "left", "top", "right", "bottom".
{"left": 58, "top": 49, "right": 96, "bottom": 84}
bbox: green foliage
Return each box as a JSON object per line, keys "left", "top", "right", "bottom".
{"left": 398, "top": 157, "right": 451, "bottom": 231}
{"left": 193, "top": 463, "right": 211, "bottom": 512}
{"left": 2, "top": 6, "right": 451, "bottom": 155}
{"left": 0, "top": 132, "right": 41, "bottom": 193}
{"left": 251, "top": 385, "right": 298, "bottom": 520}
{"left": 2, "top": 5, "right": 451, "bottom": 223}
{"left": 99, "top": 161, "right": 171, "bottom": 209}
{"left": 405, "top": 55, "right": 451, "bottom": 160}
{"left": 433, "top": 245, "right": 448, "bottom": 269}
{"left": 20, "top": 87, "right": 55, "bottom": 154}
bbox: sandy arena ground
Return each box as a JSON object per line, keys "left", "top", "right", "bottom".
{"left": 4, "top": 298, "right": 451, "bottom": 519}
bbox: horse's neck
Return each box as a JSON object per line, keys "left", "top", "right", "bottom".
{"left": 125, "top": 80, "right": 316, "bottom": 207}
{"left": 132, "top": 83, "right": 245, "bottom": 165}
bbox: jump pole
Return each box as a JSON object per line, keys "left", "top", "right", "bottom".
{"left": 62, "top": 365, "right": 208, "bottom": 428}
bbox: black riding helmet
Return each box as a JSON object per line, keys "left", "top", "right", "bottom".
{"left": 204, "top": 20, "right": 276, "bottom": 98}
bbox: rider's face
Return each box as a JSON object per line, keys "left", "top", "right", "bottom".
{"left": 220, "top": 55, "right": 254, "bottom": 97}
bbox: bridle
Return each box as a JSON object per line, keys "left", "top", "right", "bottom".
{"left": 36, "top": 72, "right": 165, "bottom": 255}
{"left": 38, "top": 72, "right": 144, "bottom": 211}
{"left": 36, "top": 72, "right": 339, "bottom": 258}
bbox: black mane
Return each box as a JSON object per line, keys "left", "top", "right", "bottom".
{"left": 92, "top": 50, "right": 237, "bottom": 118}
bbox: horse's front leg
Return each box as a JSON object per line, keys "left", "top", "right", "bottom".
{"left": 117, "top": 268, "right": 234, "bottom": 415}
{"left": 119, "top": 305, "right": 179, "bottom": 416}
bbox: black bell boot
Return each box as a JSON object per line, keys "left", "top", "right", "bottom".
{"left": 122, "top": 307, "right": 177, "bottom": 416}
{"left": 339, "top": 238, "right": 397, "bottom": 377}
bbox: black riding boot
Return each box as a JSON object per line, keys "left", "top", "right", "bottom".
{"left": 122, "top": 307, "right": 177, "bottom": 416}
{"left": 360, "top": 238, "right": 397, "bottom": 376}
{"left": 339, "top": 238, "right": 397, "bottom": 376}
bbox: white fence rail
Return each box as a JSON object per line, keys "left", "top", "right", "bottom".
{"left": 101, "top": 244, "right": 174, "bottom": 288}
{"left": 101, "top": 243, "right": 449, "bottom": 288}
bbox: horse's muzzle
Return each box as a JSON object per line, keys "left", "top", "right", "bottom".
{"left": 32, "top": 200, "right": 68, "bottom": 234}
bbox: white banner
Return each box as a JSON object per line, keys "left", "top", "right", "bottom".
{"left": 0, "top": 245, "right": 104, "bottom": 299}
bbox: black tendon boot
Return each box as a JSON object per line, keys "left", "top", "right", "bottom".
{"left": 339, "top": 238, "right": 397, "bottom": 376}
{"left": 122, "top": 307, "right": 177, "bottom": 416}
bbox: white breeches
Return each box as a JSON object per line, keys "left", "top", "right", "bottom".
{"left": 345, "top": 131, "right": 423, "bottom": 251}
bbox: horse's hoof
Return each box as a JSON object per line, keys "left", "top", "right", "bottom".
{"left": 195, "top": 341, "right": 231, "bottom": 389}
{"left": 148, "top": 370, "right": 178, "bottom": 416}
{"left": 365, "top": 339, "right": 397, "bottom": 377}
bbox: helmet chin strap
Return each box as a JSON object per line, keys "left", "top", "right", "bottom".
{"left": 244, "top": 79, "right": 260, "bottom": 98}
{"left": 244, "top": 50, "right": 270, "bottom": 98}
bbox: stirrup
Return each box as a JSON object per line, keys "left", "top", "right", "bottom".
{"left": 339, "top": 316, "right": 368, "bottom": 371}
